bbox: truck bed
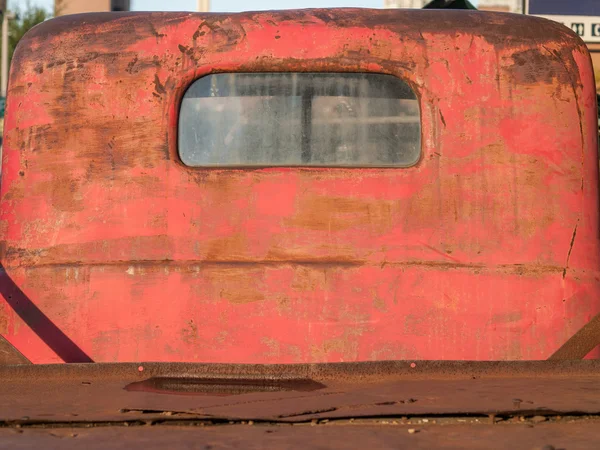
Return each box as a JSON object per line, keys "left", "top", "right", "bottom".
{"left": 1, "top": 361, "right": 599, "bottom": 448}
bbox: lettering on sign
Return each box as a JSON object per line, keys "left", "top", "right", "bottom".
{"left": 571, "top": 23, "right": 585, "bottom": 36}
{"left": 533, "top": 15, "right": 600, "bottom": 44}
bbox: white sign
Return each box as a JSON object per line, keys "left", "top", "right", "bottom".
{"left": 533, "top": 15, "right": 600, "bottom": 44}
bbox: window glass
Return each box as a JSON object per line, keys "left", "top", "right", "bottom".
{"left": 179, "top": 73, "right": 420, "bottom": 167}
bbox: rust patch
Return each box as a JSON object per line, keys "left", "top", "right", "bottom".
{"left": 309, "top": 319, "right": 371, "bottom": 362}
{"left": 50, "top": 177, "right": 85, "bottom": 212}
{"left": 153, "top": 74, "right": 166, "bottom": 95}
{"left": 286, "top": 195, "right": 396, "bottom": 232}
{"left": 195, "top": 16, "right": 247, "bottom": 52}
{"left": 509, "top": 48, "right": 570, "bottom": 86}
{"left": 2, "top": 235, "right": 174, "bottom": 268}
{"left": 549, "top": 312, "right": 600, "bottom": 360}
{"left": 181, "top": 320, "right": 199, "bottom": 345}
{"left": 0, "top": 335, "right": 31, "bottom": 365}
{"left": 0, "top": 309, "right": 8, "bottom": 335}
{"left": 207, "top": 267, "right": 266, "bottom": 304}
{"left": 291, "top": 266, "right": 326, "bottom": 292}
{"left": 204, "top": 233, "right": 249, "bottom": 261}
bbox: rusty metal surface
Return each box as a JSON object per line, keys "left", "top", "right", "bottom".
{"left": 1, "top": 9, "right": 599, "bottom": 364}
{"left": 2, "top": 361, "right": 600, "bottom": 449}
{"left": 1, "top": 361, "right": 600, "bottom": 424}
{"left": 2, "top": 421, "right": 600, "bottom": 450}
{"left": 0, "top": 334, "right": 30, "bottom": 365}
{"left": 550, "top": 311, "right": 600, "bottom": 360}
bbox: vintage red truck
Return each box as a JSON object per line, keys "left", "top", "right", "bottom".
{"left": 0, "top": 8, "right": 599, "bottom": 448}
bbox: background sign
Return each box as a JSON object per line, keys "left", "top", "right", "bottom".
{"left": 525, "top": 0, "right": 600, "bottom": 43}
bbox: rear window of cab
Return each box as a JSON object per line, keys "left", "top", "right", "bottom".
{"left": 178, "top": 72, "right": 421, "bottom": 167}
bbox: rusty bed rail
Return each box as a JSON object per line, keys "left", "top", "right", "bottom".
{"left": 1, "top": 360, "right": 599, "bottom": 447}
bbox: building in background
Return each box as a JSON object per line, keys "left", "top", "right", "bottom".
{"left": 198, "top": 0, "right": 210, "bottom": 12}
{"left": 383, "top": 0, "right": 426, "bottom": 9}
{"left": 525, "top": 0, "right": 599, "bottom": 92}
{"left": 385, "top": 0, "right": 520, "bottom": 11}
{"left": 55, "top": 0, "right": 130, "bottom": 15}
{"left": 478, "top": 0, "right": 520, "bottom": 13}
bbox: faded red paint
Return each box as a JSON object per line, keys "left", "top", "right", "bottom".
{"left": 0, "top": 10, "right": 599, "bottom": 363}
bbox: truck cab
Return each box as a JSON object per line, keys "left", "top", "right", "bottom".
{"left": 0, "top": 9, "right": 598, "bottom": 365}
{"left": 1, "top": 9, "right": 600, "bottom": 447}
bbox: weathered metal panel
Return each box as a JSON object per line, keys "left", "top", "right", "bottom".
{"left": 550, "top": 311, "right": 600, "bottom": 359}
{"left": 3, "top": 361, "right": 600, "bottom": 448}
{"left": 0, "top": 418, "right": 600, "bottom": 450}
{"left": 0, "top": 10, "right": 598, "bottom": 363}
{"left": 1, "top": 361, "right": 600, "bottom": 423}
{"left": 0, "top": 334, "right": 30, "bottom": 365}
{"left": 4, "top": 422, "right": 600, "bottom": 450}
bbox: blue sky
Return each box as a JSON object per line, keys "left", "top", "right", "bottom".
{"left": 13, "top": 0, "right": 479, "bottom": 13}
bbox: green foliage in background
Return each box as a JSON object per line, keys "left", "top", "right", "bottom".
{"left": 0, "top": 2, "right": 51, "bottom": 118}
{"left": 4, "top": 2, "right": 51, "bottom": 66}
{"left": 8, "top": 2, "right": 52, "bottom": 65}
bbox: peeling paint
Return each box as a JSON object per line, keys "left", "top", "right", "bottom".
{"left": 0, "top": 9, "right": 598, "bottom": 364}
